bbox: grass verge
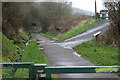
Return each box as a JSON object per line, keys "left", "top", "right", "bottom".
{"left": 2, "top": 32, "right": 50, "bottom": 78}
{"left": 22, "top": 41, "right": 49, "bottom": 64}
{"left": 13, "top": 41, "right": 50, "bottom": 78}
{"left": 74, "top": 40, "right": 119, "bottom": 66}
{"left": 59, "top": 20, "right": 97, "bottom": 41}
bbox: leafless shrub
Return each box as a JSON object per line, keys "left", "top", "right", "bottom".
{"left": 99, "top": 0, "right": 120, "bottom": 47}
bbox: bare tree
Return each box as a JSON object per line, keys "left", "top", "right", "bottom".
{"left": 2, "top": 2, "right": 36, "bottom": 39}
{"left": 36, "top": 2, "right": 72, "bottom": 32}
{"left": 101, "top": 0, "right": 120, "bottom": 47}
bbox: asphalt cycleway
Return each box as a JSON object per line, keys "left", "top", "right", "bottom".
{"left": 35, "top": 21, "right": 119, "bottom": 80}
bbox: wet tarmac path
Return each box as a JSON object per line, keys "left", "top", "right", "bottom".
{"left": 35, "top": 21, "right": 119, "bottom": 80}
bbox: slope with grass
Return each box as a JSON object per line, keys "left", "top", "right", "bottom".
{"left": 22, "top": 41, "right": 49, "bottom": 64}
{"left": 2, "top": 32, "right": 49, "bottom": 78}
{"left": 74, "top": 40, "right": 119, "bottom": 66}
{"left": 12, "top": 41, "right": 49, "bottom": 78}
{"left": 41, "top": 20, "right": 98, "bottom": 42}
{"left": 2, "top": 32, "right": 21, "bottom": 62}
{"left": 59, "top": 20, "right": 97, "bottom": 41}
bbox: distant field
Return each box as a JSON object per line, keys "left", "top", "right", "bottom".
{"left": 74, "top": 40, "right": 119, "bottom": 66}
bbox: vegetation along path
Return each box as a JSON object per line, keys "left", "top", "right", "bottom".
{"left": 35, "top": 21, "right": 118, "bottom": 80}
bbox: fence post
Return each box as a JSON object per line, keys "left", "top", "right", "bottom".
{"left": 29, "top": 63, "right": 36, "bottom": 79}
{"left": 45, "top": 72, "right": 51, "bottom": 79}
{"left": 45, "top": 68, "right": 51, "bottom": 79}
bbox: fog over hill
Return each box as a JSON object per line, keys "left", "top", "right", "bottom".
{"left": 72, "top": 7, "right": 94, "bottom": 16}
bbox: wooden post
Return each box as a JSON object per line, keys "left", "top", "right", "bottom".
{"left": 95, "top": 0, "right": 97, "bottom": 20}
{"left": 93, "top": 31, "right": 101, "bottom": 42}
{"left": 29, "top": 64, "right": 47, "bottom": 79}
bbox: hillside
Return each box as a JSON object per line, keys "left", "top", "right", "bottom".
{"left": 72, "top": 7, "right": 94, "bottom": 16}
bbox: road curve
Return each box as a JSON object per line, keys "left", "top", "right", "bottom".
{"left": 35, "top": 20, "right": 119, "bottom": 80}
{"left": 60, "top": 21, "right": 110, "bottom": 48}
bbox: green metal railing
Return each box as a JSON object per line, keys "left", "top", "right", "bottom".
{"left": 1, "top": 63, "right": 46, "bottom": 79}
{"left": 1, "top": 63, "right": 120, "bottom": 79}
{"left": 45, "top": 66, "right": 120, "bottom": 78}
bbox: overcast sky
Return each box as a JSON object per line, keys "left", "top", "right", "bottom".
{"left": 70, "top": 0, "right": 104, "bottom": 12}
{"left": 36, "top": 0, "right": 104, "bottom": 12}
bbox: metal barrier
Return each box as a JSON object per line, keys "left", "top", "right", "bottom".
{"left": 1, "top": 63, "right": 120, "bottom": 79}
{"left": 0, "top": 63, "right": 46, "bottom": 79}
{"left": 45, "top": 66, "right": 120, "bottom": 79}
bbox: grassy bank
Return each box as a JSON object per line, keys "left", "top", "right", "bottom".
{"left": 74, "top": 40, "right": 119, "bottom": 66}
{"left": 13, "top": 41, "right": 50, "bottom": 78}
{"left": 40, "top": 20, "right": 97, "bottom": 42}
{"left": 2, "top": 33, "right": 21, "bottom": 62}
{"left": 2, "top": 32, "right": 49, "bottom": 78}
{"left": 59, "top": 20, "right": 97, "bottom": 41}
{"left": 22, "top": 41, "right": 49, "bottom": 64}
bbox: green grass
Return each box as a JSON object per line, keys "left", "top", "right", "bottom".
{"left": 59, "top": 20, "right": 97, "bottom": 41}
{"left": 2, "top": 32, "right": 50, "bottom": 78}
{"left": 41, "top": 32, "right": 57, "bottom": 40}
{"left": 22, "top": 41, "right": 49, "bottom": 64}
{"left": 2, "top": 32, "right": 49, "bottom": 64}
{"left": 74, "top": 40, "right": 119, "bottom": 66}
{"left": 13, "top": 41, "right": 50, "bottom": 78}
{"left": 40, "top": 20, "right": 98, "bottom": 42}
{"left": 51, "top": 74, "right": 61, "bottom": 80}
{"left": 2, "top": 33, "right": 21, "bottom": 62}
{"left": 96, "top": 67, "right": 119, "bottom": 73}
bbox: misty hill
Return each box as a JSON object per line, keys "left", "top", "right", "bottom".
{"left": 72, "top": 7, "right": 94, "bottom": 16}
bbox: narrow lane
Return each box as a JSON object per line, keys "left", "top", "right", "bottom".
{"left": 35, "top": 21, "right": 118, "bottom": 80}
{"left": 60, "top": 21, "right": 110, "bottom": 48}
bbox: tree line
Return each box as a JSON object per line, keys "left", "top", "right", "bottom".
{"left": 2, "top": 2, "right": 72, "bottom": 39}
{"left": 99, "top": 0, "right": 120, "bottom": 47}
